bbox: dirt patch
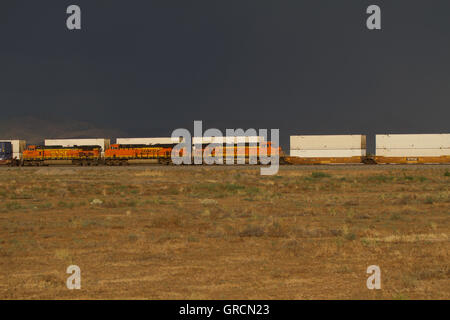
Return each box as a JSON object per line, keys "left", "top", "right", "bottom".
{"left": 34, "top": 168, "right": 78, "bottom": 175}
{"left": 134, "top": 170, "right": 164, "bottom": 177}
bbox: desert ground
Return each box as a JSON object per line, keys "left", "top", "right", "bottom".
{"left": 0, "top": 165, "right": 448, "bottom": 299}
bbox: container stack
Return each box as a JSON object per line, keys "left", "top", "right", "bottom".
{"left": 0, "top": 140, "right": 26, "bottom": 160}
{"left": 289, "top": 135, "right": 366, "bottom": 164}
{"left": 376, "top": 134, "right": 450, "bottom": 163}
{"left": 45, "top": 139, "right": 111, "bottom": 156}
{"left": 192, "top": 136, "right": 264, "bottom": 145}
{"left": 116, "top": 137, "right": 183, "bottom": 145}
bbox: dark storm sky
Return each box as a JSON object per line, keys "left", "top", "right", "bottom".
{"left": 1, "top": 1, "right": 449, "bottom": 149}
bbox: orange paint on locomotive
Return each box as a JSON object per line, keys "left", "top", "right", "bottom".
{"left": 194, "top": 142, "right": 281, "bottom": 159}
{"left": 22, "top": 145, "right": 101, "bottom": 160}
{"left": 104, "top": 144, "right": 175, "bottom": 159}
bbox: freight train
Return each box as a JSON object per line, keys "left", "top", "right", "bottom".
{"left": 1, "top": 133, "right": 450, "bottom": 166}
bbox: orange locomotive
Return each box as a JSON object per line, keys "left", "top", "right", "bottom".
{"left": 22, "top": 145, "right": 102, "bottom": 166}
{"left": 20, "top": 142, "right": 281, "bottom": 166}
{"left": 193, "top": 141, "right": 282, "bottom": 164}
{"left": 104, "top": 144, "right": 176, "bottom": 165}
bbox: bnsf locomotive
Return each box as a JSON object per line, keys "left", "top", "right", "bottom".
{"left": 17, "top": 141, "right": 280, "bottom": 166}
{"left": 104, "top": 144, "right": 175, "bottom": 165}
{"left": 21, "top": 144, "right": 174, "bottom": 166}
{"left": 22, "top": 145, "right": 102, "bottom": 166}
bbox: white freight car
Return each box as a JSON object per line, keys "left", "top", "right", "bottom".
{"left": 287, "top": 135, "right": 366, "bottom": 164}
{"left": 116, "top": 137, "right": 183, "bottom": 145}
{"left": 375, "top": 134, "right": 450, "bottom": 164}
{"left": 45, "top": 139, "right": 110, "bottom": 150}
{"left": 45, "top": 139, "right": 111, "bottom": 156}
{"left": 290, "top": 149, "right": 366, "bottom": 158}
{"left": 290, "top": 135, "right": 366, "bottom": 151}
{"left": 192, "top": 136, "right": 265, "bottom": 154}
{"left": 192, "top": 136, "right": 264, "bottom": 145}
{"left": 376, "top": 134, "right": 450, "bottom": 149}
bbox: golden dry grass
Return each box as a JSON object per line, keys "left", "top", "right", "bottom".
{"left": 0, "top": 165, "right": 449, "bottom": 299}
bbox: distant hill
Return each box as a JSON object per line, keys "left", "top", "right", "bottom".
{"left": 0, "top": 117, "right": 128, "bottom": 145}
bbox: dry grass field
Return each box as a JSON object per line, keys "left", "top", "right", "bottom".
{"left": 0, "top": 165, "right": 448, "bottom": 299}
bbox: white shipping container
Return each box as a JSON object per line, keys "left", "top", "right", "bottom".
{"left": 192, "top": 136, "right": 264, "bottom": 145}
{"left": 116, "top": 137, "right": 183, "bottom": 145}
{"left": 290, "top": 135, "right": 366, "bottom": 150}
{"left": 376, "top": 148, "right": 450, "bottom": 157}
{"left": 45, "top": 139, "right": 110, "bottom": 152}
{"left": 0, "top": 140, "right": 26, "bottom": 159}
{"left": 376, "top": 134, "right": 450, "bottom": 149}
{"left": 290, "top": 149, "right": 366, "bottom": 158}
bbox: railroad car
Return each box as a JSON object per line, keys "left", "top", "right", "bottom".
{"left": 104, "top": 144, "right": 176, "bottom": 165}
{"left": 0, "top": 140, "right": 26, "bottom": 161}
{"left": 22, "top": 145, "right": 102, "bottom": 166}
{"left": 375, "top": 134, "right": 450, "bottom": 164}
{"left": 116, "top": 137, "right": 183, "bottom": 145}
{"left": 286, "top": 135, "right": 366, "bottom": 165}
{"left": 193, "top": 141, "right": 281, "bottom": 164}
{"left": 0, "top": 142, "right": 17, "bottom": 166}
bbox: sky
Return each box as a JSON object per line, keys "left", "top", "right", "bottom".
{"left": 0, "top": 1, "right": 449, "bottom": 151}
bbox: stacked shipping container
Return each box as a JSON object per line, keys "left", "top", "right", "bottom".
{"left": 376, "top": 134, "right": 450, "bottom": 163}
{"left": 116, "top": 137, "right": 183, "bottom": 145}
{"left": 192, "top": 136, "right": 264, "bottom": 145}
{"left": 289, "top": 135, "right": 366, "bottom": 164}
{"left": 45, "top": 139, "right": 111, "bottom": 156}
{"left": 0, "top": 140, "right": 26, "bottom": 160}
